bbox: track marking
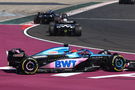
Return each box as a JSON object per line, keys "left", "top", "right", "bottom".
{"left": 72, "top": 17, "right": 135, "bottom": 22}
{"left": 52, "top": 72, "right": 83, "bottom": 77}
{"left": 0, "top": 66, "right": 15, "bottom": 70}
{"left": 88, "top": 73, "right": 135, "bottom": 79}
{"left": 67, "top": 0, "right": 118, "bottom": 16}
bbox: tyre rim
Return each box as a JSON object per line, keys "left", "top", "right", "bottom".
{"left": 26, "top": 61, "right": 35, "bottom": 71}
{"left": 115, "top": 58, "right": 124, "bottom": 68}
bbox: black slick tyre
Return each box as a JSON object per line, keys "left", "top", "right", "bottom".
{"left": 34, "top": 12, "right": 41, "bottom": 24}
{"left": 119, "top": 0, "right": 124, "bottom": 4}
{"left": 49, "top": 22, "right": 55, "bottom": 36}
{"left": 17, "top": 58, "right": 38, "bottom": 75}
{"left": 131, "top": 0, "right": 135, "bottom": 4}
{"left": 33, "top": 17, "right": 39, "bottom": 24}
{"left": 108, "top": 55, "right": 126, "bottom": 72}
{"left": 75, "top": 25, "right": 82, "bottom": 36}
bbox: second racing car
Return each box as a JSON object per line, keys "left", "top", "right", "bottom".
{"left": 49, "top": 18, "right": 82, "bottom": 36}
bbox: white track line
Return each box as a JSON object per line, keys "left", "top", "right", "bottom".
{"left": 52, "top": 72, "right": 83, "bottom": 77}
{"left": 0, "top": 66, "right": 15, "bottom": 70}
{"left": 88, "top": 73, "right": 135, "bottom": 79}
{"left": 67, "top": 0, "right": 118, "bottom": 16}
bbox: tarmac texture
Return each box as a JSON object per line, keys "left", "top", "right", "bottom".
{"left": 28, "top": 3, "right": 135, "bottom": 53}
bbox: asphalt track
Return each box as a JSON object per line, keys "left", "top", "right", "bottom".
{"left": 28, "top": 3, "right": 135, "bottom": 53}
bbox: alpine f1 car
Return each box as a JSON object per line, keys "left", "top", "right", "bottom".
{"left": 34, "top": 10, "right": 58, "bottom": 24}
{"left": 49, "top": 19, "right": 82, "bottom": 36}
{"left": 7, "top": 44, "right": 135, "bottom": 75}
{"left": 119, "top": 0, "right": 135, "bottom": 4}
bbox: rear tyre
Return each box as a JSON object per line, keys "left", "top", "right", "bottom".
{"left": 131, "top": 0, "right": 135, "bottom": 4}
{"left": 119, "top": 0, "right": 124, "bottom": 4}
{"left": 49, "top": 22, "right": 55, "bottom": 36}
{"left": 33, "top": 12, "right": 41, "bottom": 24}
{"left": 17, "top": 58, "right": 38, "bottom": 75}
{"left": 75, "top": 25, "right": 82, "bottom": 36}
{"left": 34, "top": 16, "right": 40, "bottom": 24}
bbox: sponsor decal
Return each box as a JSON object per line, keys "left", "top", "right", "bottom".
{"left": 13, "top": 54, "right": 24, "bottom": 57}
{"left": 55, "top": 60, "right": 76, "bottom": 68}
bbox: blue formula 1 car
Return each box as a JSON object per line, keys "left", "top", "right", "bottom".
{"left": 7, "top": 44, "right": 135, "bottom": 75}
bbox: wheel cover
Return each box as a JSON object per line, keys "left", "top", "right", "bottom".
{"left": 26, "top": 61, "right": 35, "bottom": 71}
{"left": 22, "top": 58, "right": 38, "bottom": 74}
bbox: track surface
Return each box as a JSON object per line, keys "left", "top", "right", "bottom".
{"left": 28, "top": 3, "right": 135, "bottom": 53}
{"left": 1, "top": 25, "right": 135, "bottom": 90}
{"left": 1, "top": 3, "right": 135, "bottom": 90}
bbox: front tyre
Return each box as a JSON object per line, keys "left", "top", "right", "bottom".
{"left": 18, "top": 58, "right": 38, "bottom": 75}
{"left": 109, "top": 55, "right": 126, "bottom": 72}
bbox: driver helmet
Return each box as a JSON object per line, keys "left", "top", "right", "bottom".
{"left": 61, "top": 13, "right": 67, "bottom": 18}
{"left": 71, "top": 49, "right": 78, "bottom": 53}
